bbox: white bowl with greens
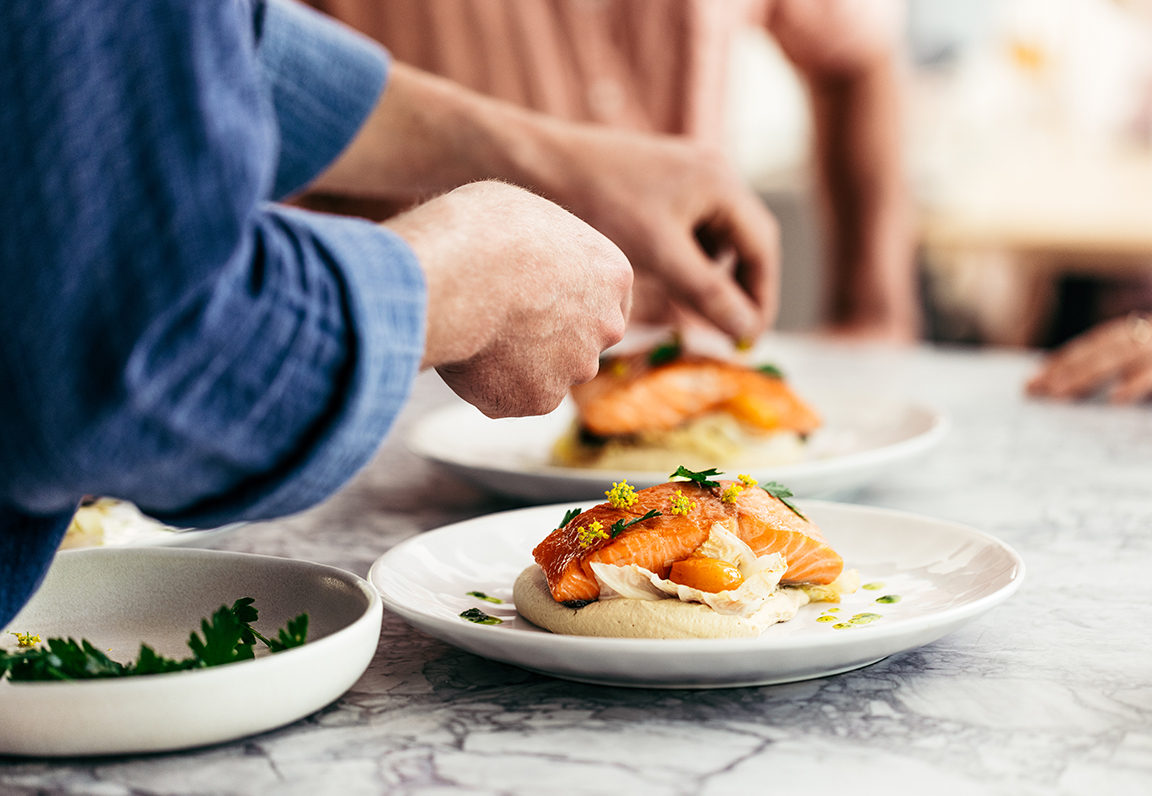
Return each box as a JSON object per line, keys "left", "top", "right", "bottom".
{"left": 0, "top": 547, "right": 381, "bottom": 757}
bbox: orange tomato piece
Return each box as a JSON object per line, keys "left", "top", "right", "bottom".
{"left": 668, "top": 556, "right": 744, "bottom": 593}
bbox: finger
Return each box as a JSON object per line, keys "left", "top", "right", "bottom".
{"left": 578, "top": 228, "right": 633, "bottom": 349}
{"left": 616, "top": 273, "right": 633, "bottom": 335}
{"left": 1028, "top": 321, "right": 1140, "bottom": 398}
{"left": 1111, "top": 356, "right": 1152, "bottom": 404}
{"left": 658, "top": 234, "right": 764, "bottom": 341}
{"left": 1027, "top": 325, "right": 1115, "bottom": 392}
{"left": 597, "top": 300, "right": 629, "bottom": 358}
{"left": 706, "top": 192, "right": 782, "bottom": 330}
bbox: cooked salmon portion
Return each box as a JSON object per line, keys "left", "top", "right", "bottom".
{"left": 532, "top": 479, "right": 842, "bottom": 604}
{"left": 571, "top": 353, "right": 821, "bottom": 438}
{"left": 730, "top": 486, "right": 844, "bottom": 585}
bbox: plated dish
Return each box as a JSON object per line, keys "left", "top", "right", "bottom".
{"left": 60, "top": 497, "right": 240, "bottom": 549}
{"left": 554, "top": 345, "right": 822, "bottom": 473}
{"left": 406, "top": 390, "right": 950, "bottom": 502}
{"left": 0, "top": 548, "right": 381, "bottom": 757}
{"left": 370, "top": 500, "right": 1024, "bottom": 689}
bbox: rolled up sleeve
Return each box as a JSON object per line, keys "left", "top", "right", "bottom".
{"left": 256, "top": 0, "right": 390, "bottom": 199}
{"left": 0, "top": 0, "right": 425, "bottom": 529}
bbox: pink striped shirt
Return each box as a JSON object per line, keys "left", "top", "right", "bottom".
{"left": 308, "top": 0, "right": 773, "bottom": 150}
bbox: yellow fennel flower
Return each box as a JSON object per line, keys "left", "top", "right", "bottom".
{"left": 738, "top": 474, "right": 758, "bottom": 488}
{"left": 720, "top": 484, "right": 744, "bottom": 503}
{"left": 605, "top": 479, "right": 638, "bottom": 509}
{"left": 577, "top": 519, "right": 608, "bottom": 548}
{"left": 670, "top": 490, "right": 696, "bottom": 516}
{"left": 10, "top": 631, "right": 41, "bottom": 648}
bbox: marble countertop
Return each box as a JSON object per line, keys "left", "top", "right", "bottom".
{"left": 3, "top": 336, "right": 1151, "bottom": 795}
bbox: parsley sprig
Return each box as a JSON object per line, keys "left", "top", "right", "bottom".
{"left": 761, "top": 481, "right": 807, "bottom": 521}
{"left": 648, "top": 337, "right": 682, "bottom": 366}
{"left": 557, "top": 507, "right": 582, "bottom": 529}
{"left": 609, "top": 509, "right": 662, "bottom": 538}
{"left": 0, "top": 598, "right": 308, "bottom": 682}
{"left": 669, "top": 465, "right": 723, "bottom": 489}
{"left": 665, "top": 467, "right": 806, "bottom": 520}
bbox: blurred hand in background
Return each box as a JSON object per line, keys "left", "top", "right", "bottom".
{"left": 1027, "top": 313, "right": 1152, "bottom": 403}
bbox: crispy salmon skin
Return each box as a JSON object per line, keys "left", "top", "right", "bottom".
{"left": 532, "top": 477, "right": 843, "bottom": 604}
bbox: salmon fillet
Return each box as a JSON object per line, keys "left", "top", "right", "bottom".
{"left": 570, "top": 353, "right": 821, "bottom": 438}
{"left": 532, "top": 479, "right": 842, "bottom": 604}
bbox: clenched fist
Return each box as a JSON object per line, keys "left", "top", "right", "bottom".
{"left": 387, "top": 181, "right": 632, "bottom": 417}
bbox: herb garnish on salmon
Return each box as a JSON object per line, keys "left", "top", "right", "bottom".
{"left": 531, "top": 469, "right": 843, "bottom": 605}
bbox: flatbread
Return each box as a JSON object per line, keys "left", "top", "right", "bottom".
{"left": 513, "top": 565, "right": 810, "bottom": 639}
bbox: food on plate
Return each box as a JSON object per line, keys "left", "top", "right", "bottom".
{"left": 513, "top": 468, "right": 858, "bottom": 639}
{"left": 61, "top": 497, "right": 177, "bottom": 549}
{"left": 0, "top": 598, "right": 308, "bottom": 682}
{"left": 551, "top": 340, "right": 821, "bottom": 471}
{"left": 459, "top": 608, "right": 503, "bottom": 625}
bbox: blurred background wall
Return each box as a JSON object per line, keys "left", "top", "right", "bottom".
{"left": 725, "top": 0, "right": 1152, "bottom": 346}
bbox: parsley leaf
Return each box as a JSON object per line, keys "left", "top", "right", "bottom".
{"left": 131, "top": 645, "right": 193, "bottom": 676}
{"left": 669, "top": 465, "right": 724, "bottom": 489}
{"left": 1, "top": 638, "right": 128, "bottom": 682}
{"left": 0, "top": 598, "right": 309, "bottom": 682}
{"left": 761, "top": 481, "right": 807, "bottom": 521}
{"left": 609, "top": 509, "right": 662, "bottom": 538}
{"left": 225, "top": 597, "right": 308, "bottom": 653}
{"left": 186, "top": 604, "right": 256, "bottom": 667}
{"left": 558, "top": 507, "right": 582, "bottom": 529}
{"left": 648, "top": 337, "right": 682, "bottom": 366}
{"left": 267, "top": 615, "right": 309, "bottom": 653}
{"left": 756, "top": 363, "right": 785, "bottom": 379}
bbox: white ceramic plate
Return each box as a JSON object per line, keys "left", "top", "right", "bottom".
{"left": 369, "top": 501, "right": 1024, "bottom": 689}
{"left": 59, "top": 499, "right": 242, "bottom": 549}
{"left": 0, "top": 548, "right": 382, "bottom": 757}
{"left": 406, "top": 393, "right": 950, "bottom": 503}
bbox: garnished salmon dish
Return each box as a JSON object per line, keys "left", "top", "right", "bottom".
{"left": 513, "top": 467, "right": 859, "bottom": 639}
{"left": 551, "top": 340, "right": 821, "bottom": 471}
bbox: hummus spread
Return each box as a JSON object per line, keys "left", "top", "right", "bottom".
{"left": 513, "top": 565, "right": 811, "bottom": 640}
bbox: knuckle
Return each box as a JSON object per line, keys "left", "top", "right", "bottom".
{"left": 607, "top": 311, "right": 627, "bottom": 345}
{"left": 573, "top": 355, "right": 601, "bottom": 386}
{"left": 527, "top": 388, "right": 564, "bottom": 416}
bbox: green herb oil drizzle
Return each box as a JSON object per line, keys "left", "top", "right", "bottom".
{"left": 466, "top": 591, "right": 503, "bottom": 604}
{"left": 459, "top": 608, "right": 502, "bottom": 625}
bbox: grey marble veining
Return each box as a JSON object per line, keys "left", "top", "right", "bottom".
{"left": 3, "top": 336, "right": 1151, "bottom": 795}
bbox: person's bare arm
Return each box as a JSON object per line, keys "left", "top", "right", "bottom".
{"left": 313, "top": 62, "right": 779, "bottom": 343}
{"left": 769, "top": 0, "right": 918, "bottom": 342}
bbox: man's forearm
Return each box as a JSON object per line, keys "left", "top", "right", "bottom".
{"left": 311, "top": 62, "right": 560, "bottom": 200}
{"left": 312, "top": 61, "right": 782, "bottom": 341}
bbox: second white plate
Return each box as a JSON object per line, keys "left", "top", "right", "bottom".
{"left": 407, "top": 392, "right": 949, "bottom": 502}
{"left": 369, "top": 500, "right": 1024, "bottom": 689}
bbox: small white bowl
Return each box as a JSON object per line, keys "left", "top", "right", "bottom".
{"left": 0, "top": 547, "right": 381, "bottom": 757}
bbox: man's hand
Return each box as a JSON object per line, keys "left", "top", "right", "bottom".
{"left": 386, "top": 181, "right": 632, "bottom": 418}
{"left": 1027, "top": 314, "right": 1152, "bottom": 403}
{"left": 312, "top": 63, "right": 779, "bottom": 344}
{"left": 528, "top": 124, "right": 781, "bottom": 342}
